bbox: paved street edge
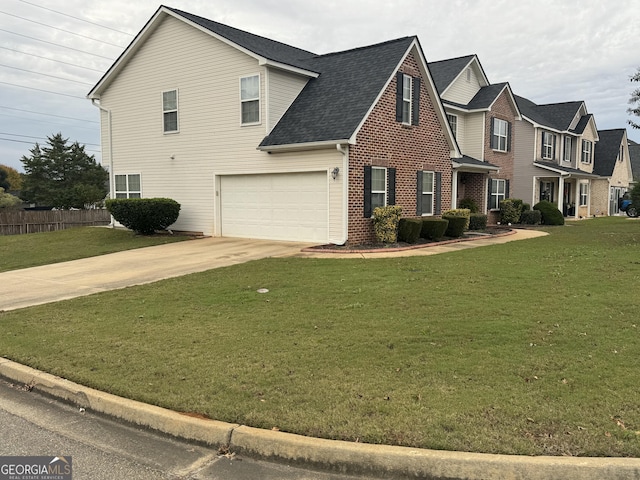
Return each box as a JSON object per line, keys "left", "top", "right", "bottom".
{"left": 1, "top": 358, "right": 639, "bottom": 480}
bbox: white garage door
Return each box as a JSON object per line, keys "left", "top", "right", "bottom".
{"left": 220, "top": 172, "right": 328, "bottom": 242}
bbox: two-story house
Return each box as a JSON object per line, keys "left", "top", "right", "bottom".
{"left": 428, "top": 55, "right": 521, "bottom": 222}
{"left": 591, "top": 129, "right": 633, "bottom": 215}
{"left": 88, "top": 6, "right": 459, "bottom": 244}
{"left": 513, "top": 97, "right": 600, "bottom": 218}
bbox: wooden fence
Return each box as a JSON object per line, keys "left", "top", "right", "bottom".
{"left": 0, "top": 210, "right": 111, "bottom": 235}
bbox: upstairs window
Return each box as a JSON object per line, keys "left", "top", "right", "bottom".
{"left": 618, "top": 144, "right": 624, "bottom": 162}
{"left": 162, "top": 90, "right": 178, "bottom": 133}
{"left": 563, "top": 136, "right": 573, "bottom": 162}
{"left": 491, "top": 118, "right": 510, "bottom": 152}
{"left": 542, "top": 131, "right": 556, "bottom": 160}
{"left": 581, "top": 140, "right": 592, "bottom": 164}
{"left": 240, "top": 74, "right": 260, "bottom": 125}
{"left": 395, "top": 72, "right": 420, "bottom": 126}
{"left": 115, "top": 174, "right": 141, "bottom": 199}
{"left": 447, "top": 114, "right": 458, "bottom": 138}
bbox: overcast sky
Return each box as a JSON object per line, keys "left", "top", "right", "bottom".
{"left": 1, "top": 0, "right": 639, "bottom": 173}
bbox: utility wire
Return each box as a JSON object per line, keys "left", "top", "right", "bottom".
{"left": 0, "top": 137, "right": 101, "bottom": 153}
{"left": 0, "top": 64, "right": 94, "bottom": 86}
{"left": 0, "top": 10, "right": 127, "bottom": 48}
{"left": 0, "top": 28, "right": 114, "bottom": 61}
{"left": 0, "top": 105, "right": 99, "bottom": 124}
{"left": 0, "top": 131, "right": 100, "bottom": 146}
{"left": 17, "top": 0, "right": 134, "bottom": 36}
{"left": 0, "top": 112, "right": 99, "bottom": 131}
{"left": 0, "top": 81, "right": 86, "bottom": 99}
{"left": 0, "top": 46, "right": 105, "bottom": 73}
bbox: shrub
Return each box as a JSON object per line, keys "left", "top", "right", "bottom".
{"left": 630, "top": 183, "right": 640, "bottom": 209}
{"left": 397, "top": 218, "right": 422, "bottom": 244}
{"left": 372, "top": 205, "right": 402, "bottom": 243}
{"left": 468, "top": 213, "right": 488, "bottom": 230}
{"left": 106, "top": 198, "right": 181, "bottom": 235}
{"left": 533, "top": 200, "right": 564, "bottom": 225}
{"left": 0, "top": 187, "right": 21, "bottom": 209}
{"left": 442, "top": 208, "right": 471, "bottom": 229}
{"left": 499, "top": 199, "right": 522, "bottom": 224}
{"left": 421, "top": 218, "right": 449, "bottom": 241}
{"left": 522, "top": 203, "right": 531, "bottom": 212}
{"left": 458, "top": 198, "right": 479, "bottom": 214}
{"left": 442, "top": 215, "right": 467, "bottom": 238}
{"left": 520, "top": 209, "right": 542, "bottom": 225}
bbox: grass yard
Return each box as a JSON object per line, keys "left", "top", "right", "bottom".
{"left": 0, "top": 227, "right": 188, "bottom": 272}
{"left": 1, "top": 217, "right": 639, "bottom": 456}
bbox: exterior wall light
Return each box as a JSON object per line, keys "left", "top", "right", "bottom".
{"left": 331, "top": 167, "right": 340, "bottom": 180}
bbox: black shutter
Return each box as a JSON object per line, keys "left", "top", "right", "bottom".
{"left": 364, "top": 166, "right": 372, "bottom": 217}
{"left": 488, "top": 178, "right": 493, "bottom": 209}
{"left": 541, "top": 133, "right": 545, "bottom": 159}
{"left": 506, "top": 122, "right": 512, "bottom": 152}
{"left": 490, "top": 118, "right": 496, "bottom": 149}
{"left": 505, "top": 179, "right": 510, "bottom": 199}
{"left": 435, "top": 172, "right": 442, "bottom": 215}
{"left": 396, "top": 72, "right": 403, "bottom": 122}
{"left": 552, "top": 134, "right": 557, "bottom": 160}
{"left": 416, "top": 171, "right": 423, "bottom": 215}
{"left": 412, "top": 77, "right": 420, "bottom": 126}
{"left": 388, "top": 168, "right": 396, "bottom": 205}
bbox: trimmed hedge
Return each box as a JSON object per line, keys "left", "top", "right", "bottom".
{"left": 442, "top": 208, "right": 471, "bottom": 229}
{"left": 458, "top": 198, "right": 479, "bottom": 213}
{"left": 443, "top": 215, "right": 466, "bottom": 238}
{"left": 373, "top": 205, "right": 402, "bottom": 243}
{"left": 520, "top": 209, "right": 542, "bottom": 225}
{"left": 398, "top": 218, "right": 422, "bottom": 244}
{"left": 421, "top": 218, "right": 449, "bottom": 241}
{"left": 533, "top": 200, "right": 564, "bottom": 225}
{"left": 468, "top": 213, "right": 488, "bottom": 231}
{"left": 106, "top": 198, "right": 181, "bottom": 235}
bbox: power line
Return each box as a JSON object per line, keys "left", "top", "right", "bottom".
{"left": 0, "top": 81, "right": 86, "bottom": 99}
{"left": 17, "top": 0, "right": 135, "bottom": 36}
{"left": 0, "top": 132, "right": 100, "bottom": 147}
{"left": 0, "top": 46, "right": 105, "bottom": 73}
{"left": 0, "top": 112, "right": 99, "bottom": 131}
{"left": 0, "top": 64, "right": 94, "bottom": 86}
{"left": 0, "top": 137, "right": 101, "bottom": 153}
{"left": 0, "top": 105, "right": 98, "bottom": 124}
{"left": 0, "top": 28, "right": 114, "bottom": 61}
{"left": 0, "top": 10, "right": 127, "bottom": 48}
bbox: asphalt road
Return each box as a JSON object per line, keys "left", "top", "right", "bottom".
{"left": 0, "top": 379, "right": 370, "bottom": 480}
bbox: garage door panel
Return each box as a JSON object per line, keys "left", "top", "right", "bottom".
{"left": 221, "top": 172, "right": 328, "bottom": 242}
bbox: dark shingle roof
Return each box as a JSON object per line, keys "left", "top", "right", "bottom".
{"left": 260, "top": 37, "right": 415, "bottom": 147}
{"left": 427, "top": 55, "right": 476, "bottom": 94}
{"left": 593, "top": 129, "right": 625, "bottom": 177}
{"left": 515, "top": 95, "right": 584, "bottom": 131}
{"left": 571, "top": 114, "right": 592, "bottom": 134}
{"left": 627, "top": 139, "right": 640, "bottom": 181}
{"left": 166, "top": 7, "right": 318, "bottom": 71}
{"left": 466, "top": 83, "right": 508, "bottom": 110}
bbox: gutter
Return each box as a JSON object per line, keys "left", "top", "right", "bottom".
{"left": 90, "top": 98, "right": 115, "bottom": 227}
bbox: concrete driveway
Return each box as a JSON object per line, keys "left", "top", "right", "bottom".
{"left": 0, "top": 237, "right": 311, "bottom": 312}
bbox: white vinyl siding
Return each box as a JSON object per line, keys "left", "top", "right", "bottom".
{"left": 463, "top": 113, "right": 484, "bottom": 160}
{"left": 97, "top": 15, "right": 345, "bottom": 240}
{"left": 268, "top": 69, "right": 308, "bottom": 133}
{"left": 442, "top": 66, "right": 482, "bottom": 105}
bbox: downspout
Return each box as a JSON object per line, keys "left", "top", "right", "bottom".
{"left": 336, "top": 143, "right": 349, "bottom": 245}
{"left": 91, "top": 98, "right": 115, "bottom": 227}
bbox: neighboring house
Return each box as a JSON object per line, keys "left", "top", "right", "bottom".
{"left": 88, "top": 6, "right": 459, "bottom": 244}
{"left": 428, "top": 55, "right": 521, "bottom": 222}
{"left": 513, "top": 97, "right": 600, "bottom": 218}
{"left": 591, "top": 129, "right": 633, "bottom": 216}
{"left": 629, "top": 140, "right": 640, "bottom": 183}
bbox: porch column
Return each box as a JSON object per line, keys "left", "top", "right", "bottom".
{"left": 451, "top": 169, "right": 458, "bottom": 209}
{"left": 557, "top": 179, "right": 564, "bottom": 213}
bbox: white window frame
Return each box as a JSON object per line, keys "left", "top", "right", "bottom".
{"left": 162, "top": 89, "right": 179, "bottom": 134}
{"left": 490, "top": 178, "right": 506, "bottom": 210}
{"left": 542, "top": 132, "right": 555, "bottom": 160}
{"left": 579, "top": 182, "right": 589, "bottom": 206}
{"left": 581, "top": 140, "right": 592, "bottom": 164}
{"left": 371, "top": 166, "right": 387, "bottom": 212}
{"left": 421, "top": 171, "right": 435, "bottom": 216}
{"left": 402, "top": 74, "right": 412, "bottom": 125}
{"left": 114, "top": 174, "right": 141, "bottom": 199}
{"left": 492, "top": 118, "right": 508, "bottom": 152}
{"left": 447, "top": 113, "right": 458, "bottom": 138}
{"left": 240, "top": 74, "right": 261, "bottom": 125}
{"left": 563, "top": 136, "right": 572, "bottom": 162}
{"left": 618, "top": 144, "right": 624, "bottom": 163}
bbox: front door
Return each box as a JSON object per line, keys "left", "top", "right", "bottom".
{"left": 540, "top": 181, "right": 554, "bottom": 202}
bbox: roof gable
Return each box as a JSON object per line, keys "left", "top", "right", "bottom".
{"left": 428, "top": 55, "right": 477, "bottom": 94}
{"left": 593, "top": 129, "right": 626, "bottom": 176}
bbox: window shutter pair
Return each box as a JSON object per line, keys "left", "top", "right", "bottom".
{"left": 363, "top": 166, "right": 396, "bottom": 217}
{"left": 416, "top": 171, "right": 441, "bottom": 215}
{"left": 395, "top": 72, "right": 420, "bottom": 125}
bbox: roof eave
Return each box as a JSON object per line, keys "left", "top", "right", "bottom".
{"left": 258, "top": 139, "right": 352, "bottom": 153}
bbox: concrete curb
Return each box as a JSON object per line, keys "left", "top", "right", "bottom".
{"left": 1, "top": 359, "right": 639, "bottom": 479}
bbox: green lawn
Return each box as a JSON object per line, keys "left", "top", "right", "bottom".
{"left": 1, "top": 217, "right": 639, "bottom": 456}
{"left": 0, "top": 227, "right": 187, "bottom": 272}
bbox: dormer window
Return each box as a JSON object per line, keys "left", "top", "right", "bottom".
{"left": 581, "top": 140, "right": 592, "bottom": 164}
{"left": 542, "top": 132, "right": 556, "bottom": 160}
{"left": 563, "top": 137, "right": 573, "bottom": 162}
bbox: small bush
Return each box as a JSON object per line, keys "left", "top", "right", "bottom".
{"left": 533, "top": 200, "right": 564, "bottom": 225}
{"left": 442, "top": 208, "right": 471, "bottom": 229}
{"left": 106, "top": 198, "right": 181, "bottom": 235}
{"left": 398, "top": 218, "right": 422, "bottom": 244}
{"left": 372, "top": 205, "right": 402, "bottom": 243}
{"left": 421, "top": 218, "right": 449, "bottom": 241}
{"left": 499, "top": 199, "right": 522, "bottom": 224}
{"left": 520, "top": 209, "right": 542, "bottom": 225}
{"left": 458, "top": 198, "right": 479, "bottom": 214}
{"left": 443, "top": 215, "right": 467, "bottom": 238}
{"left": 522, "top": 203, "right": 531, "bottom": 212}
{"left": 468, "top": 213, "right": 488, "bottom": 230}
